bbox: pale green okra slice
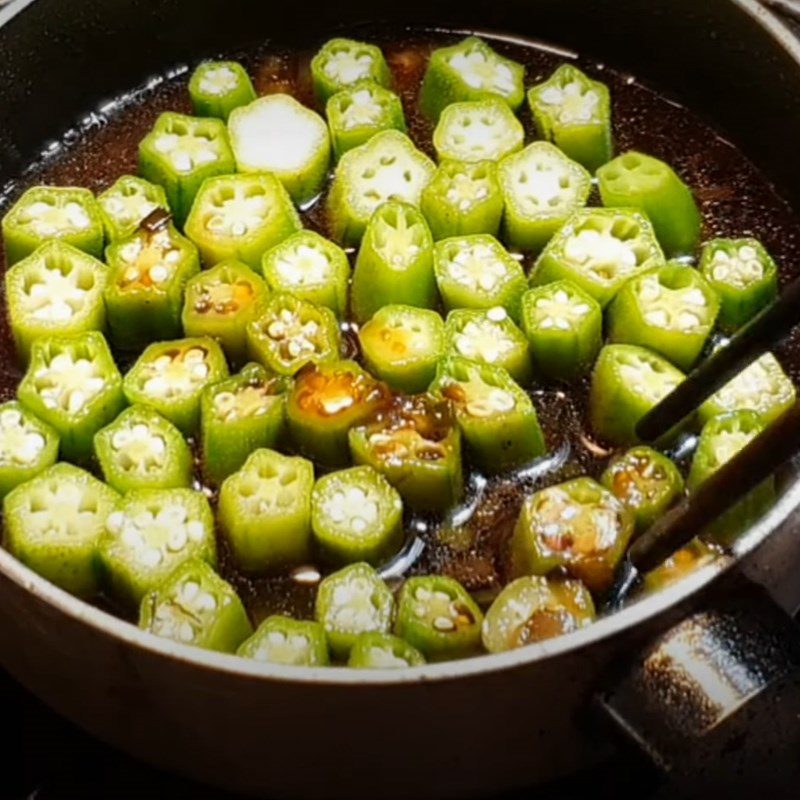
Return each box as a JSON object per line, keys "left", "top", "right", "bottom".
{"left": 348, "top": 631, "right": 425, "bottom": 668}
{"left": 188, "top": 60, "right": 257, "bottom": 121}
{"left": 97, "top": 175, "right": 170, "bottom": 242}
{"left": 432, "top": 99, "right": 524, "bottom": 163}
{"left": 311, "top": 38, "right": 392, "bottom": 102}
{"left": 238, "top": 616, "right": 330, "bottom": 666}
{"left": 0, "top": 401, "right": 59, "bottom": 498}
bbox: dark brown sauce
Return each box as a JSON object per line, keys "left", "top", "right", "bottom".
{"left": 3, "top": 30, "right": 800, "bottom": 626}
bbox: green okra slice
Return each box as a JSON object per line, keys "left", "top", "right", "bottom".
{"left": 228, "top": 95, "right": 331, "bottom": 205}
{"left": 533, "top": 208, "right": 664, "bottom": 308}
{"left": 326, "top": 81, "right": 406, "bottom": 159}
{"left": 188, "top": 60, "right": 256, "bottom": 121}
{"left": 327, "top": 130, "right": 435, "bottom": 245}
{"left": 699, "top": 238, "right": 778, "bottom": 331}
{"left": 286, "top": 360, "right": 392, "bottom": 467}
{"left": 184, "top": 172, "right": 301, "bottom": 270}
{"left": 94, "top": 405, "right": 192, "bottom": 494}
{"left": 351, "top": 200, "right": 436, "bottom": 323}
{"left": 138, "top": 112, "right": 235, "bottom": 225}
{"left": 201, "top": 363, "right": 290, "bottom": 486}
{"left": 420, "top": 36, "right": 525, "bottom": 120}
{"left": 589, "top": 344, "right": 685, "bottom": 446}
{"left": 607, "top": 262, "right": 720, "bottom": 370}
{"left": 482, "top": 575, "right": 595, "bottom": 653}
{"left": 498, "top": 142, "right": 592, "bottom": 251}
{"left": 359, "top": 304, "right": 445, "bottom": 393}
{"left": 261, "top": 230, "right": 350, "bottom": 318}
{"left": 218, "top": 448, "right": 314, "bottom": 573}
{"left": 520, "top": 281, "right": 602, "bottom": 382}
{"left": 246, "top": 293, "right": 341, "bottom": 376}
{"left": 597, "top": 151, "right": 702, "bottom": 257}
{"left": 395, "top": 575, "right": 483, "bottom": 661}
{"left": 182, "top": 260, "right": 268, "bottom": 365}
{"left": 527, "top": 64, "right": 612, "bottom": 172}
{"left": 5, "top": 240, "right": 108, "bottom": 364}
{"left": 237, "top": 616, "right": 330, "bottom": 666}
{"left": 311, "top": 465, "right": 403, "bottom": 566}
{"left": 433, "top": 234, "right": 526, "bottom": 322}
{"left": 601, "top": 445, "right": 685, "bottom": 533}
{"left": 123, "top": 337, "right": 229, "bottom": 435}
{"left": 642, "top": 538, "right": 720, "bottom": 594}
{"left": 349, "top": 394, "right": 463, "bottom": 511}
{"left": 17, "top": 332, "right": 125, "bottom": 463}
{"left": 431, "top": 356, "right": 545, "bottom": 473}
{"left": 314, "top": 561, "right": 394, "bottom": 659}
{"left": 98, "top": 487, "right": 216, "bottom": 607}
{"left": 432, "top": 99, "right": 524, "bottom": 164}
{"left": 0, "top": 402, "right": 59, "bottom": 498}
{"left": 348, "top": 631, "right": 425, "bottom": 668}
{"left": 311, "top": 38, "right": 392, "bottom": 103}
{"left": 4, "top": 463, "right": 118, "bottom": 597}
{"left": 2, "top": 186, "right": 104, "bottom": 266}
{"left": 139, "top": 558, "right": 252, "bottom": 653}
{"left": 97, "top": 175, "right": 170, "bottom": 242}
{"left": 105, "top": 222, "right": 200, "bottom": 351}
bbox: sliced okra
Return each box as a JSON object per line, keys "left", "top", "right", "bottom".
{"left": 348, "top": 631, "right": 425, "bottom": 668}
{"left": 218, "top": 448, "right": 314, "bottom": 573}
{"left": 17, "top": 332, "right": 125, "bottom": 463}
{"left": 0, "top": 401, "right": 59, "bottom": 498}
{"left": 188, "top": 60, "right": 256, "bottom": 121}
{"left": 643, "top": 539, "right": 719, "bottom": 594}
{"left": 4, "top": 463, "right": 118, "bottom": 597}
{"left": 98, "top": 175, "right": 169, "bottom": 243}
{"left": 237, "top": 616, "right": 330, "bottom": 666}
{"left": 311, "top": 38, "right": 391, "bottom": 103}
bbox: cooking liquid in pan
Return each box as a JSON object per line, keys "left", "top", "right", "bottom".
{"left": 2, "top": 29, "right": 800, "bottom": 625}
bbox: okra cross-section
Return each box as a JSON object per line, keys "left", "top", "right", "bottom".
{"left": 527, "top": 64, "right": 613, "bottom": 172}
{"left": 348, "top": 631, "right": 425, "bottom": 668}
{"left": 5, "top": 240, "right": 108, "bottom": 364}
{"left": 432, "top": 100, "right": 524, "bottom": 164}
{"left": 314, "top": 562, "right": 394, "bottom": 659}
{"left": 520, "top": 281, "right": 602, "bottom": 382}
{"left": 218, "top": 448, "right": 314, "bottom": 573}
{"left": 123, "top": 337, "right": 229, "bottom": 435}
{"left": 98, "top": 487, "right": 216, "bottom": 607}
{"left": 4, "top": 463, "right": 118, "bottom": 598}
{"left": 188, "top": 60, "right": 256, "bottom": 121}
{"left": 201, "top": 363, "right": 290, "bottom": 486}
{"left": 607, "top": 262, "right": 719, "bottom": 370}
{"left": 351, "top": 200, "right": 436, "bottom": 323}
{"left": 510, "top": 477, "right": 634, "bottom": 593}
{"left": 589, "top": 344, "right": 685, "bottom": 446}
{"left": 0, "top": 401, "right": 59, "bottom": 498}
{"left": 139, "top": 558, "right": 252, "bottom": 653}
{"left": 498, "top": 142, "right": 592, "bottom": 251}
{"left": 327, "top": 130, "right": 435, "bottom": 245}
{"left": 184, "top": 172, "right": 301, "bottom": 270}
{"left": 699, "top": 238, "right": 778, "bottom": 331}
{"left": 97, "top": 175, "right": 170, "bottom": 242}
{"left": 94, "top": 405, "right": 193, "bottom": 494}
{"left": 482, "top": 575, "right": 595, "bottom": 653}
{"left": 431, "top": 356, "right": 545, "bottom": 473}
{"left": 228, "top": 94, "right": 331, "bottom": 205}
{"left": 238, "top": 616, "right": 330, "bottom": 666}
{"left": 533, "top": 208, "right": 665, "bottom": 308}
{"left": 311, "top": 38, "right": 391, "bottom": 103}
{"left": 17, "top": 331, "right": 125, "bottom": 463}
{"left": 2, "top": 185, "right": 104, "bottom": 266}
{"left": 420, "top": 36, "right": 525, "bottom": 120}
{"left": 138, "top": 112, "right": 235, "bottom": 224}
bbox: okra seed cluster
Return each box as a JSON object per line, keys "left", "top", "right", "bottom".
{"left": 0, "top": 409, "right": 47, "bottom": 465}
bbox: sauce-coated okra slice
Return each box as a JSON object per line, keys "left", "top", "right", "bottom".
{"left": 286, "top": 360, "right": 392, "bottom": 468}
{"left": 314, "top": 562, "right": 395, "bottom": 659}
{"left": 201, "top": 363, "right": 290, "bottom": 486}
{"left": 188, "top": 60, "right": 257, "bottom": 121}
{"left": 94, "top": 405, "right": 193, "bottom": 494}
{"left": 218, "top": 448, "right": 314, "bottom": 573}
{"left": 597, "top": 151, "right": 702, "bottom": 257}
{"left": 17, "top": 331, "right": 125, "bottom": 463}
{"left": 97, "top": 175, "right": 170, "bottom": 242}
{"left": 123, "top": 337, "right": 229, "bottom": 435}
{"left": 642, "top": 538, "right": 720, "bottom": 594}
{"left": 238, "top": 615, "right": 330, "bottom": 666}
{"left": 351, "top": 200, "right": 437, "bottom": 323}
{"left": 0, "top": 401, "right": 59, "bottom": 498}
{"left": 482, "top": 575, "right": 595, "bottom": 653}
{"left": 311, "top": 38, "right": 392, "bottom": 103}
{"left": 98, "top": 487, "right": 216, "bottom": 607}
{"left": 533, "top": 208, "right": 665, "bottom": 308}
{"left": 228, "top": 94, "right": 331, "bottom": 205}
{"left": 5, "top": 240, "right": 108, "bottom": 364}
{"left": 520, "top": 280, "right": 601, "bottom": 383}
{"left": 348, "top": 631, "right": 425, "bottom": 668}
{"left": 2, "top": 186, "right": 104, "bottom": 266}
{"left": 4, "top": 463, "right": 118, "bottom": 598}
{"left": 509, "top": 477, "right": 635, "bottom": 593}
{"left": 139, "top": 558, "right": 252, "bottom": 653}
{"left": 359, "top": 304, "right": 445, "bottom": 393}
{"left": 431, "top": 356, "right": 545, "bottom": 473}
{"left": 420, "top": 36, "right": 525, "bottom": 120}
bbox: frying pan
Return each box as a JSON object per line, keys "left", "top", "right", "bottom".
{"left": 2, "top": 0, "right": 800, "bottom": 796}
